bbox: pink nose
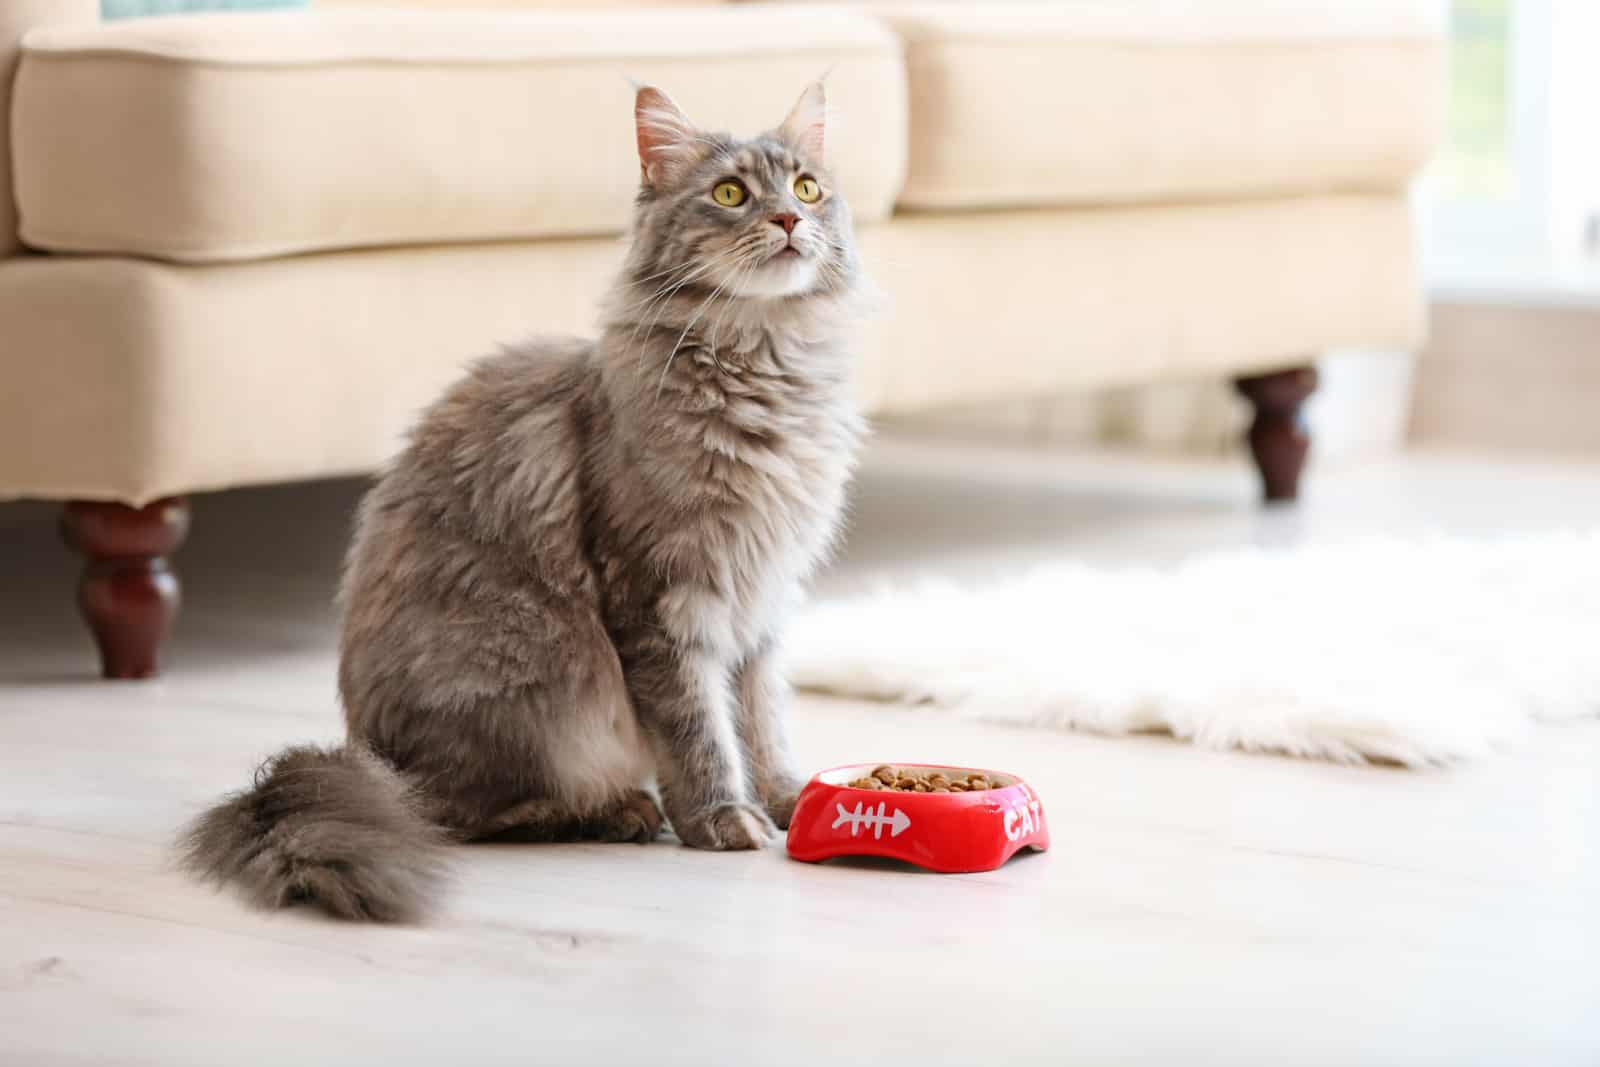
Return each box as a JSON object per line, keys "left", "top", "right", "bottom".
{"left": 770, "top": 213, "right": 800, "bottom": 235}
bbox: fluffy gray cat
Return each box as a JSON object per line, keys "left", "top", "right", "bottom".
{"left": 181, "top": 83, "right": 865, "bottom": 922}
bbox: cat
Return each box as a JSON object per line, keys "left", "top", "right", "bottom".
{"left": 179, "top": 82, "right": 867, "bottom": 922}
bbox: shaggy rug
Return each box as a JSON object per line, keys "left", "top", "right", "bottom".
{"left": 790, "top": 531, "right": 1600, "bottom": 766}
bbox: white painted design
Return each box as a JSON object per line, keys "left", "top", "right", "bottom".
{"left": 831, "top": 801, "right": 910, "bottom": 839}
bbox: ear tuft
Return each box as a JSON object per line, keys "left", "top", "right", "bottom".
{"left": 780, "top": 81, "right": 826, "bottom": 165}
{"left": 635, "top": 86, "right": 697, "bottom": 187}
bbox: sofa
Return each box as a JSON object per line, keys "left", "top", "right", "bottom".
{"left": 0, "top": 0, "right": 1443, "bottom": 677}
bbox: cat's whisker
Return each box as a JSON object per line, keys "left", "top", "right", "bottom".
{"left": 709, "top": 255, "right": 765, "bottom": 356}
{"left": 624, "top": 260, "right": 701, "bottom": 294}
{"left": 621, "top": 251, "right": 726, "bottom": 308}
{"left": 624, "top": 268, "right": 708, "bottom": 349}
{"left": 655, "top": 253, "right": 756, "bottom": 400}
{"left": 621, "top": 258, "right": 718, "bottom": 321}
{"left": 628, "top": 268, "right": 728, "bottom": 367}
{"left": 624, "top": 250, "right": 744, "bottom": 371}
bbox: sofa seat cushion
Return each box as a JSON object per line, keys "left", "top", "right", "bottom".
{"left": 11, "top": 6, "right": 906, "bottom": 263}
{"left": 874, "top": 1, "right": 1444, "bottom": 211}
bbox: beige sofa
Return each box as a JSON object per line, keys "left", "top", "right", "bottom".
{"left": 0, "top": 0, "right": 1443, "bottom": 677}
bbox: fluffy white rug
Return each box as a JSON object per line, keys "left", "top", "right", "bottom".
{"left": 791, "top": 531, "right": 1600, "bottom": 766}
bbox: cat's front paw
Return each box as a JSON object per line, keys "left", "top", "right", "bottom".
{"left": 761, "top": 780, "right": 805, "bottom": 830}
{"left": 673, "top": 802, "right": 780, "bottom": 851}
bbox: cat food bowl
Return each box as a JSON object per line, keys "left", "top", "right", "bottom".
{"left": 785, "top": 763, "right": 1049, "bottom": 873}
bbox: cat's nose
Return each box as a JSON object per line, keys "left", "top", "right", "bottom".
{"left": 770, "top": 213, "right": 800, "bottom": 235}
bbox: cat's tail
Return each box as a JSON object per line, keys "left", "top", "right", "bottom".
{"left": 178, "top": 743, "right": 449, "bottom": 923}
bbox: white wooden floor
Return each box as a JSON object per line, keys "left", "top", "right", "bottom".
{"left": 2, "top": 438, "right": 1597, "bottom": 1066}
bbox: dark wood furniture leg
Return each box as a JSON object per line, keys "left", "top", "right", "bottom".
{"left": 1234, "top": 366, "right": 1319, "bottom": 504}
{"left": 60, "top": 498, "right": 191, "bottom": 679}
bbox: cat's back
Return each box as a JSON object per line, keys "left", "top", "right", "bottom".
{"left": 342, "top": 336, "right": 600, "bottom": 618}
{"left": 409, "top": 336, "right": 594, "bottom": 475}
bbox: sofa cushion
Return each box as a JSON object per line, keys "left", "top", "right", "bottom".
{"left": 0, "top": 0, "right": 98, "bottom": 257}
{"left": 874, "top": 1, "right": 1445, "bottom": 210}
{"left": 11, "top": 7, "right": 906, "bottom": 263}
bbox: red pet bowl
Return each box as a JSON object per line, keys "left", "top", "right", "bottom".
{"left": 785, "top": 763, "right": 1049, "bottom": 873}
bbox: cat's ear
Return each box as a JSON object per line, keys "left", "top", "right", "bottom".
{"left": 780, "top": 81, "right": 826, "bottom": 165}
{"left": 635, "top": 86, "right": 697, "bottom": 188}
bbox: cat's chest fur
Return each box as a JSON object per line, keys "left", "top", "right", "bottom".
{"left": 606, "top": 334, "right": 861, "bottom": 660}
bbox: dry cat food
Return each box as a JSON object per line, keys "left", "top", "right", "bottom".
{"left": 847, "top": 765, "right": 997, "bottom": 793}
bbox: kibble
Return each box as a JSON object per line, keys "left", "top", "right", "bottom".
{"left": 846, "top": 767, "right": 1000, "bottom": 792}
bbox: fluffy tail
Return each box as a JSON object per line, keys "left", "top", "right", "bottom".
{"left": 179, "top": 744, "right": 449, "bottom": 923}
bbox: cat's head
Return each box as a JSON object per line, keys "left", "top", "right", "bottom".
{"left": 627, "top": 82, "right": 855, "bottom": 302}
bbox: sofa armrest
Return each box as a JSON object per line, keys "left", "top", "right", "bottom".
{"left": 2, "top": 0, "right": 98, "bottom": 259}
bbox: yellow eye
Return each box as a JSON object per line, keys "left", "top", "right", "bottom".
{"left": 712, "top": 180, "right": 747, "bottom": 207}
{"left": 793, "top": 176, "right": 822, "bottom": 203}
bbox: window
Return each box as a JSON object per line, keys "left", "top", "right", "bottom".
{"left": 1426, "top": 0, "right": 1600, "bottom": 278}
{"left": 1424, "top": 0, "right": 1550, "bottom": 271}
{"left": 1437, "top": 0, "right": 1514, "bottom": 201}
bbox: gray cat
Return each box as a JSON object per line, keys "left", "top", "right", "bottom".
{"left": 180, "top": 83, "right": 866, "bottom": 922}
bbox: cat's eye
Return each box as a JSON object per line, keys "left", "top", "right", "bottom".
{"left": 712, "top": 180, "right": 748, "bottom": 208}
{"left": 793, "top": 176, "right": 822, "bottom": 203}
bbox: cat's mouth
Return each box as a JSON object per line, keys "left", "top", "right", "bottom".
{"left": 741, "top": 244, "right": 819, "bottom": 297}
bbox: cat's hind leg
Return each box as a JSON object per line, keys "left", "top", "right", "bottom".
{"left": 583, "top": 790, "right": 664, "bottom": 843}
{"left": 474, "top": 790, "right": 662, "bottom": 845}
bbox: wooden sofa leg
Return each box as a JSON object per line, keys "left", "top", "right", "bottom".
{"left": 1234, "top": 366, "right": 1319, "bottom": 504}
{"left": 59, "top": 498, "right": 191, "bottom": 679}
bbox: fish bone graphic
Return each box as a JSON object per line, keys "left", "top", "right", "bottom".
{"left": 831, "top": 801, "right": 911, "bottom": 839}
